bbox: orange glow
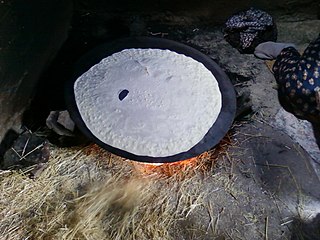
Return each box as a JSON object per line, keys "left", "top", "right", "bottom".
{"left": 131, "top": 133, "right": 232, "bottom": 177}
{"left": 84, "top": 133, "right": 232, "bottom": 177}
{"left": 140, "top": 156, "right": 197, "bottom": 169}
{"left": 131, "top": 151, "right": 215, "bottom": 177}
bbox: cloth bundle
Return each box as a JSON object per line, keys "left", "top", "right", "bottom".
{"left": 224, "top": 8, "right": 277, "bottom": 53}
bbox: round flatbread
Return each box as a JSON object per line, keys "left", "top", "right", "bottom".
{"left": 74, "top": 48, "right": 222, "bottom": 157}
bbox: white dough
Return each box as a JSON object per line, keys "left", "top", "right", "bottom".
{"left": 74, "top": 48, "right": 222, "bottom": 157}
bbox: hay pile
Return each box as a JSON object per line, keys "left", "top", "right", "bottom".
{"left": 0, "top": 141, "right": 230, "bottom": 240}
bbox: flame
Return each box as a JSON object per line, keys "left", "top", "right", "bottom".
{"left": 131, "top": 151, "right": 214, "bottom": 177}
{"left": 131, "top": 133, "right": 233, "bottom": 177}
{"left": 84, "top": 133, "right": 232, "bottom": 177}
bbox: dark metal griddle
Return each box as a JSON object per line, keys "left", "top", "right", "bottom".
{"left": 65, "top": 37, "right": 236, "bottom": 163}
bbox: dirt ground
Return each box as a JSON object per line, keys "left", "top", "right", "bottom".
{"left": 1, "top": 10, "right": 320, "bottom": 240}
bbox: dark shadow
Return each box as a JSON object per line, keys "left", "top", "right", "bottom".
{"left": 45, "top": 129, "right": 89, "bottom": 148}
{"left": 290, "top": 214, "right": 320, "bottom": 240}
{"left": 0, "top": 129, "right": 19, "bottom": 168}
{"left": 312, "top": 123, "right": 320, "bottom": 150}
{"left": 22, "top": 15, "right": 131, "bottom": 132}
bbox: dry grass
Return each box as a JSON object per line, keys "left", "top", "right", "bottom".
{"left": 0, "top": 137, "right": 231, "bottom": 240}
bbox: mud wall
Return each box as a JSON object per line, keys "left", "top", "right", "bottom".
{"left": 0, "top": 0, "right": 73, "bottom": 142}
{"left": 74, "top": 0, "right": 319, "bottom": 23}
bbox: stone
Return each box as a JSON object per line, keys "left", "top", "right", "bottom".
{"left": 2, "top": 131, "right": 49, "bottom": 170}
{"left": 57, "top": 110, "right": 75, "bottom": 133}
{"left": 273, "top": 108, "right": 320, "bottom": 175}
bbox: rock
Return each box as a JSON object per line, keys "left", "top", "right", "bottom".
{"left": 234, "top": 121, "right": 320, "bottom": 214}
{"left": 189, "top": 29, "right": 280, "bottom": 118}
{"left": 273, "top": 108, "right": 320, "bottom": 174}
{"left": 45, "top": 111, "right": 88, "bottom": 147}
{"left": 46, "top": 111, "right": 74, "bottom": 137}
{"left": 2, "top": 131, "right": 49, "bottom": 170}
{"left": 57, "top": 110, "right": 75, "bottom": 132}
{"left": 189, "top": 29, "right": 261, "bottom": 78}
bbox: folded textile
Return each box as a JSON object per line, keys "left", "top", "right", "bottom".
{"left": 224, "top": 8, "right": 277, "bottom": 53}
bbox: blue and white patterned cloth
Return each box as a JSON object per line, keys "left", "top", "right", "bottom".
{"left": 273, "top": 35, "right": 320, "bottom": 122}
{"left": 224, "top": 8, "right": 276, "bottom": 53}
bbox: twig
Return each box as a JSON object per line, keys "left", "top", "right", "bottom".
{"left": 265, "top": 216, "right": 269, "bottom": 240}
{"left": 293, "top": 144, "right": 312, "bottom": 174}
{"left": 11, "top": 147, "right": 22, "bottom": 158}
{"left": 0, "top": 170, "right": 12, "bottom": 176}
{"left": 280, "top": 219, "right": 293, "bottom": 226}
{"left": 185, "top": 203, "right": 200, "bottom": 218}
{"left": 214, "top": 208, "right": 223, "bottom": 235}
{"left": 22, "top": 137, "right": 31, "bottom": 157}
{"left": 229, "top": 192, "right": 237, "bottom": 200}
{"left": 148, "top": 31, "right": 169, "bottom": 37}
{"left": 206, "top": 202, "right": 214, "bottom": 233}
{"left": 19, "top": 143, "right": 44, "bottom": 161}
{"left": 225, "top": 230, "right": 235, "bottom": 240}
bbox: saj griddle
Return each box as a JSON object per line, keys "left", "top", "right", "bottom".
{"left": 65, "top": 37, "right": 236, "bottom": 163}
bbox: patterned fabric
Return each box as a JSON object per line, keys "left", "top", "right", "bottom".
{"left": 224, "top": 8, "right": 277, "bottom": 53}
{"left": 272, "top": 36, "right": 320, "bottom": 122}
